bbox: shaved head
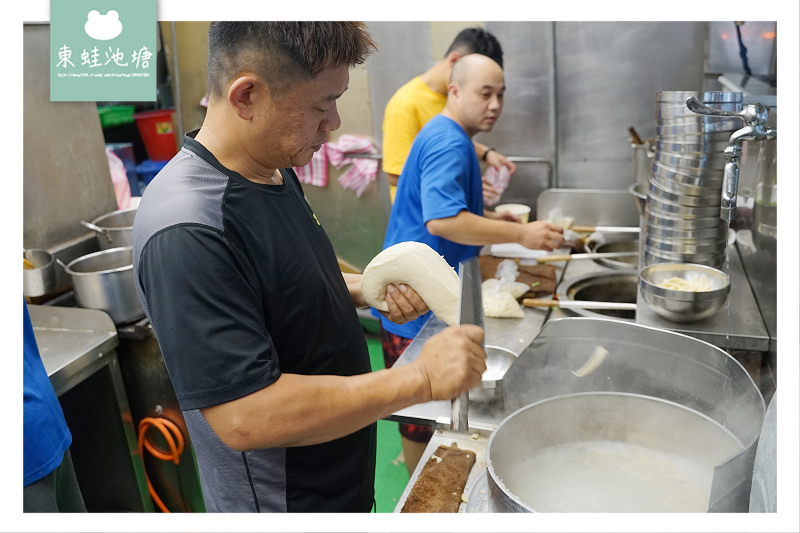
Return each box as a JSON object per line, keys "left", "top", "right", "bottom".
{"left": 443, "top": 54, "right": 505, "bottom": 138}
{"left": 450, "top": 53, "right": 503, "bottom": 86}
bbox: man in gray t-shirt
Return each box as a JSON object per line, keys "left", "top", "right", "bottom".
{"left": 133, "top": 22, "right": 488, "bottom": 513}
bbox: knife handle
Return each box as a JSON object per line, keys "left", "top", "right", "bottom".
{"left": 569, "top": 225, "right": 596, "bottom": 233}
{"left": 535, "top": 254, "right": 572, "bottom": 263}
{"left": 523, "top": 298, "right": 559, "bottom": 307}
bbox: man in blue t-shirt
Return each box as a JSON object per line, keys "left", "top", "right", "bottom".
{"left": 376, "top": 53, "right": 566, "bottom": 473}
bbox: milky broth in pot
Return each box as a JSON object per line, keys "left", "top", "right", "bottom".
{"left": 500, "top": 439, "right": 733, "bottom": 512}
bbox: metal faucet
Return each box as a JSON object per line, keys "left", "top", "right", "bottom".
{"left": 685, "top": 97, "right": 777, "bottom": 222}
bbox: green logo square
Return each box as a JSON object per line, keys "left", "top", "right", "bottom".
{"left": 50, "top": 0, "right": 157, "bottom": 102}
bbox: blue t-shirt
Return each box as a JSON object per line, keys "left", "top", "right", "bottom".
{"left": 23, "top": 297, "right": 71, "bottom": 486}
{"left": 376, "top": 114, "right": 483, "bottom": 339}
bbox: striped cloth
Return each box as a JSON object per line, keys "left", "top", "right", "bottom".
{"left": 328, "top": 135, "right": 379, "bottom": 197}
{"left": 293, "top": 143, "right": 329, "bottom": 187}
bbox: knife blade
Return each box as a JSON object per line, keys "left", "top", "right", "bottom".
{"left": 452, "top": 256, "right": 484, "bottom": 433}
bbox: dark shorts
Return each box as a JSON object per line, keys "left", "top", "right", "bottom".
{"left": 379, "top": 327, "right": 434, "bottom": 443}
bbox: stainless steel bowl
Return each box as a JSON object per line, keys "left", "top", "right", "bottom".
{"left": 644, "top": 206, "right": 728, "bottom": 230}
{"left": 648, "top": 180, "right": 721, "bottom": 207}
{"left": 650, "top": 171, "right": 724, "bottom": 198}
{"left": 655, "top": 130, "right": 734, "bottom": 143}
{"left": 653, "top": 160, "right": 724, "bottom": 182}
{"left": 654, "top": 151, "right": 727, "bottom": 171}
{"left": 639, "top": 263, "right": 730, "bottom": 322}
{"left": 701, "top": 91, "right": 743, "bottom": 104}
{"left": 656, "top": 122, "right": 739, "bottom": 137}
{"left": 644, "top": 221, "right": 728, "bottom": 241}
{"left": 645, "top": 196, "right": 722, "bottom": 219}
{"left": 655, "top": 139, "right": 730, "bottom": 155}
{"left": 643, "top": 249, "right": 725, "bottom": 269}
{"left": 655, "top": 114, "right": 742, "bottom": 130}
{"left": 655, "top": 90, "right": 699, "bottom": 104}
{"left": 645, "top": 236, "right": 727, "bottom": 255}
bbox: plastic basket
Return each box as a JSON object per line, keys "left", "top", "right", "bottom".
{"left": 134, "top": 109, "right": 178, "bottom": 162}
{"left": 98, "top": 105, "right": 136, "bottom": 129}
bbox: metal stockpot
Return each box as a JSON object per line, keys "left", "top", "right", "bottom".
{"left": 23, "top": 249, "right": 56, "bottom": 297}
{"left": 81, "top": 207, "right": 137, "bottom": 250}
{"left": 61, "top": 246, "right": 144, "bottom": 325}
{"left": 487, "top": 392, "right": 745, "bottom": 512}
{"left": 496, "top": 317, "right": 766, "bottom": 513}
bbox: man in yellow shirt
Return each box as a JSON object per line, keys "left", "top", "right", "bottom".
{"left": 382, "top": 27, "right": 517, "bottom": 204}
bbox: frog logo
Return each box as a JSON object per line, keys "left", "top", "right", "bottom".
{"left": 84, "top": 10, "right": 123, "bottom": 41}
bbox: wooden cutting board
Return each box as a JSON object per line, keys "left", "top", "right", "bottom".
{"left": 478, "top": 255, "right": 557, "bottom": 300}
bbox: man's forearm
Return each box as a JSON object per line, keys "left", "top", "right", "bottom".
{"left": 426, "top": 210, "right": 522, "bottom": 246}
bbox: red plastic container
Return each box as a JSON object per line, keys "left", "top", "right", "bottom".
{"left": 134, "top": 109, "right": 178, "bottom": 162}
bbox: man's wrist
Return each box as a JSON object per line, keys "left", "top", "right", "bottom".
{"left": 482, "top": 147, "right": 496, "bottom": 161}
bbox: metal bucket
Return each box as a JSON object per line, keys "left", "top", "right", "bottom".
{"left": 497, "top": 317, "right": 766, "bottom": 512}
{"left": 81, "top": 207, "right": 137, "bottom": 250}
{"left": 63, "top": 246, "right": 144, "bottom": 325}
{"left": 23, "top": 249, "right": 57, "bottom": 297}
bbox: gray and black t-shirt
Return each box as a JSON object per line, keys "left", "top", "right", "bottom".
{"left": 132, "top": 133, "right": 376, "bottom": 512}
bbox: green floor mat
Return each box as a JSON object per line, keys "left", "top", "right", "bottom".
{"left": 366, "top": 334, "right": 410, "bottom": 512}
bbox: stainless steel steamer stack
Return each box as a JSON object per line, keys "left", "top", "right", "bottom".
{"left": 643, "top": 91, "right": 743, "bottom": 268}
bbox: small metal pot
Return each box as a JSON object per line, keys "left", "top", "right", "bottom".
{"left": 81, "top": 207, "right": 137, "bottom": 250}
{"left": 62, "top": 247, "right": 144, "bottom": 325}
{"left": 23, "top": 249, "right": 56, "bottom": 297}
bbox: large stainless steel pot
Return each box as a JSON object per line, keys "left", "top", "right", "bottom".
{"left": 498, "top": 317, "right": 765, "bottom": 512}
{"left": 487, "top": 392, "right": 744, "bottom": 512}
{"left": 62, "top": 247, "right": 144, "bottom": 325}
{"left": 81, "top": 207, "right": 137, "bottom": 250}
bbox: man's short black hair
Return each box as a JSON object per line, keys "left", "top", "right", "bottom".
{"left": 445, "top": 27, "right": 503, "bottom": 68}
{"left": 206, "top": 22, "right": 377, "bottom": 99}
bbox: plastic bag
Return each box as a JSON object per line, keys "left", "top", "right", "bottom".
{"left": 483, "top": 165, "right": 511, "bottom": 206}
{"left": 106, "top": 146, "right": 131, "bottom": 210}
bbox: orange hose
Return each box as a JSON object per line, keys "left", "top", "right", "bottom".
{"left": 137, "top": 416, "right": 185, "bottom": 513}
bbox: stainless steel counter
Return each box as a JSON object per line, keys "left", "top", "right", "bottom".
{"left": 29, "top": 304, "right": 119, "bottom": 396}
{"left": 28, "top": 304, "right": 153, "bottom": 512}
{"left": 636, "top": 245, "right": 770, "bottom": 352}
{"left": 550, "top": 243, "right": 770, "bottom": 352}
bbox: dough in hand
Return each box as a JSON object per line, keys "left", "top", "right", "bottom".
{"left": 361, "top": 241, "right": 460, "bottom": 325}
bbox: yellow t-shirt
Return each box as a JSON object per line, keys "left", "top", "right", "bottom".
{"left": 381, "top": 77, "right": 447, "bottom": 202}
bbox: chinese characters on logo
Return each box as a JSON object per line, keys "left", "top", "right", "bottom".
{"left": 56, "top": 44, "right": 153, "bottom": 72}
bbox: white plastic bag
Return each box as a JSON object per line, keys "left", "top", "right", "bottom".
{"left": 483, "top": 165, "right": 511, "bottom": 206}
